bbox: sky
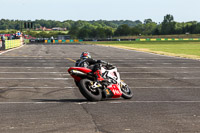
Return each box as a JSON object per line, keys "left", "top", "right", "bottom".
{"left": 0, "top": 0, "right": 199, "bottom": 23}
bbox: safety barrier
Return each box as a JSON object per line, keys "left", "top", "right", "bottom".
{"left": 4, "top": 39, "right": 21, "bottom": 50}
{"left": 136, "top": 38, "right": 200, "bottom": 41}
{"left": 44, "top": 39, "right": 83, "bottom": 43}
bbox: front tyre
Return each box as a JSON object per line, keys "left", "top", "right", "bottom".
{"left": 121, "top": 82, "right": 133, "bottom": 99}
{"left": 79, "top": 79, "right": 102, "bottom": 101}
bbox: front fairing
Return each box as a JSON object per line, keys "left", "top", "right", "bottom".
{"left": 103, "top": 67, "right": 122, "bottom": 98}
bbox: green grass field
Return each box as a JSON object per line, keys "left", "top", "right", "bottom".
{"left": 85, "top": 41, "right": 200, "bottom": 60}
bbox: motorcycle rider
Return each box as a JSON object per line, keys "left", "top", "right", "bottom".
{"left": 69, "top": 52, "right": 133, "bottom": 101}
{"left": 75, "top": 52, "right": 106, "bottom": 81}
{"left": 75, "top": 52, "right": 96, "bottom": 67}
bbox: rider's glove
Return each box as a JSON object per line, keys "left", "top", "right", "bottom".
{"left": 97, "top": 60, "right": 102, "bottom": 63}
{"left": 97, "top": 60, "right": 108, "bottom": 64}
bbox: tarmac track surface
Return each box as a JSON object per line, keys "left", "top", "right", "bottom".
{"left": 0, "top": 43, "right": 200, "bottom": 133}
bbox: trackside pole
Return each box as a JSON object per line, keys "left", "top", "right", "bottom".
{"left": 1, "top": 36, "right": 5, "bottom": 50}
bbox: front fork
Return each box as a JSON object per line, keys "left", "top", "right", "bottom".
{"left": 90, "top": 81, "right": 112, "bottom": 99}
{"left": 90, "top": 81, "right": 102, "bottom": 89}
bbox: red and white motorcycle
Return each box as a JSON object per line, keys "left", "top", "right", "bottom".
{"left": 68, "top": 62, "right": 133, "bottom": 101}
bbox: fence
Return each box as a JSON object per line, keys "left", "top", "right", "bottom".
{"left": 2, "top": 39, "right": 22, "bottom": 50}
{"left": 136, "top": 38, "right": 200, "bottom": 41}
{"left": 44, "top": 39, "right": 83, "bottom": 43}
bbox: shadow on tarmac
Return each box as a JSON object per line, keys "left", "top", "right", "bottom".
{"left": 32, "top": 98, "right": 125, "bottom": 103}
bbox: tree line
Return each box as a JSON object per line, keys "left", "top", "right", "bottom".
{"left": 0, "top": 14, "right": 200, "bottom": 38}
{"left": 0, "top": 19, "right": 141, "bottom": 31}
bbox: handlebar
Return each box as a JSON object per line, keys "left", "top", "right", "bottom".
{"left": 97, "top": 61, "right": 115, "bottom": 70}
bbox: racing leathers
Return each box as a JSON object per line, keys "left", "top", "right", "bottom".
{"left": 75, "top": 58, "right": 105, "bottom": 81}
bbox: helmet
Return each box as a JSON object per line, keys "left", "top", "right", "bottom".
{"left": 80, "top": 52, "right": 91, "bottom": 59}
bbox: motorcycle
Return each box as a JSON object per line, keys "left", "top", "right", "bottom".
{"left": 68, "top": 62, "right": 133, "bottom": 101}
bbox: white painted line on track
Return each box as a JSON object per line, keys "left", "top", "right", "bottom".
{"left": 0, "top": 86, "right": 199, "bottom": 89}
{"left": 163, "top": 63, "right": 172, "bottom": 64}
{"left": 111, "top": 62, "right": 199, "bottom": 64}
{"left": 0, "top": 102, "right": 60, "bottom": 104}
{"left": 0, "top": 67, "right": 200, "bottom": 69}
{"left": 105, "top": 58, "right": 198, "bottom": 60}
{"left": 112, "top": 63, "right": 178, "bottom": 64}
{"left": 0, "top": 77, "right": 199, "bottom": 80}
{"left": 75, "top": 102, "right": 88, "bottom": 105}
{"left": 0, "top": 67, "right": 57, "bottom": 69}
{"left": 109, "top": 59, "right": 157, "bottom": 61}
{"left": 1, "top": 101, "right": 200, "bottom": 104}
{"left": 118, "top": 67, "right": 200, "bottom": 68}
{"left": 130, "top": 86, "right": 200, "bottom": 89}
{"left": 0, "top": 71, "right": 199, "bottom": 74}
{"left": 0, "top": 45, "right": 24, "bottom": 55}
{"left": 120, "top": 72, "right": 200, "bottom": 74}
{"left": 0, "top": 87, "right": 76, "bottom": 89}
{"left": 110, "top": 101, "right": 200, "bottom": 103}
{"left": 0, "top": 77, "right": 94, "bottom": 80}
{"left": 124, "top": 101, "right": 200, "bottom": 103}
{"left": 123, "top": 77, "right": 200, "bottom": 80}
{"left": 0, "top": 72, "right": 68, "bottom": 74}
{"left": 0, "top": 70, "right": 199, "bottom": 75}
{"left": 0, "top": 57, "right": 193, "bottom": 61}
{"left": 112, "top": 63, "right": 197, "bottom": 65}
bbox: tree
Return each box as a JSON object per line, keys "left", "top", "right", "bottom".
{"left": 144, "top": 19, "right": 153, "bottom": 24}
{"left": 194, "top": 23, "right": 200, "bottom": 34}
{"left": 114, "top": 24, "right": 131, "bottom": 36}
{"left": 62, "top": 22, "right": 71, "bottom": 29}
{"left": 161, "top": 14, "right": 176, "bottom": 34}
{"left": 68, "top": 26, "right": 79, "bottom": 38}
{"left": 143, "top": 19, "right": 157, "bottom": 35}
{"left": 104, "top": 28, "right": 113, "bottom": 38}
{"left": 131, "top": 27, "right": 141, "bottom": 35}
{"left": 96, "top": 28, "right": 107, "bottom": 38}
{"left": 78, "top": 27, "right": 91, "bottom": 39}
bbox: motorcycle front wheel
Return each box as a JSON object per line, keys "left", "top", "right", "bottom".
{"left": 121, "top": 82, "right": 133, "bottom": 99}
{"left": 79, "top": 79, "right": 102, "bottom": 101}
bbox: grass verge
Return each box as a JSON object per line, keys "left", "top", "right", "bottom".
{"left": 84, "top": 41, "right": 200, "bottom": 60}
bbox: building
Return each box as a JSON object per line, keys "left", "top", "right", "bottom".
{"left": 52, "top": 27, "right": 67, "bottom": 31}
{"left": 35, "top": 26, "right": 52, "bottom": 31}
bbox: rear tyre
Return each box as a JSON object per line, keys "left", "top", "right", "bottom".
{"left": 79, "top": 79, "right": 102, "bottom": 101}
{"left": 121, "top": 82, "right": 133, "bottom": 99}
{"left": 74, "top": 80, "right": 79, "bottom": 87}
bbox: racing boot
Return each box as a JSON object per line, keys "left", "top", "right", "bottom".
{"left": 94, "top": 70, "right": 104, "bottom": 81}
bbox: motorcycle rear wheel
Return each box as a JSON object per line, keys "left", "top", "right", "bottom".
{"left": 79, "top": 79, "right": 102, "bottom": 101}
